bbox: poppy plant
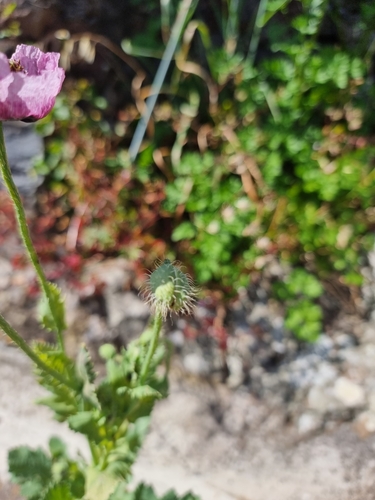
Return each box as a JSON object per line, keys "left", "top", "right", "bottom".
{"left": 0, "top": 44, "right": 65, "bottom": 121}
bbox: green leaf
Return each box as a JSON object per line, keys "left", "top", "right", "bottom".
{"left": 44, "top": 484, "right": 74, "bottom": 500}
{"left": 48, "top": 437, "right": 67, "bottom": 459}
{"left": 8, "top": 446, "right": 52, "bottom": 483}
{"left": 76, "top": 346, "right": 99, "bottom": 408}
{"left": 85, "top": 467, "right": 122, "bottom": 500}
{"left": 68, "top": 411, "right": 101, "bottom": 442}
{"left": 33, "top": 342, "right": 80, "bottom": 421}
{"left": 171, "top": 222, "right": 197, "bottom": 241}
{"left": 8, "top": 447, "right": 52, "bottom": 500}
{"left": 38, "top": 282, "right": 66, "bottom": 333}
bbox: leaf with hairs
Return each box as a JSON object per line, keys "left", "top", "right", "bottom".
{"left": 8, "top": 446, "right": 52, "bottom": 500}
{"left": 38, "top": 282, "right": 66, "bottom": 333}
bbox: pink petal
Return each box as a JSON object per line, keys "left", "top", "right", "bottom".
{"left": 0, "top": 45, "right": 65, "bottom": 121}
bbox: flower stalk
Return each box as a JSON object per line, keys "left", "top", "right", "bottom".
{"left": 139, "top": 310, "right": 163, "bottom": 384}
{"left": 0, "top": 122, "right": 64, "bottom": 350}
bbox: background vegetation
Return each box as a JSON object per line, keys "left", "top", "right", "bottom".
{"left": 2, "top": 0, "right": 375, "bottom": 341}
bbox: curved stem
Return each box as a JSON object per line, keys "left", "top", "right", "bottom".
{"left": 0, "top": 122, "right": 64, "bottom": 350}
{"left": 0, "top": 313, "right": 74, "bottom": 388}
{"left": 139, "top": 311, "right": 163, "bottom": 384}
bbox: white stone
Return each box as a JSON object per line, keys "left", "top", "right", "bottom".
{"left": 307, "top": 386, "right": 331, "bottom": 414}
{"left": 183, "top": 353, "right": 210, "bottom": 376}
{"left": 355, "top": 411, "right": 375, "bottom": 438}
{"left": 226, "top": 355, "right": 244, "bottom": 388}
{"left": 333, "top": 377, "right": 365, "bottom": 408}
{"left": 298, "top": 412, "right": 322, "bottom": 435}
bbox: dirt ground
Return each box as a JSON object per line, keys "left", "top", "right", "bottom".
{"left": 1, "top": 341, "right": 375, "bottom": 500}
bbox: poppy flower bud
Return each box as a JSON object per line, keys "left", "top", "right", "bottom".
{"left": 142, "top": 259, "right": 198, "bottom": 319}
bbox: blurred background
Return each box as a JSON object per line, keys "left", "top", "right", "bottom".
{"left": 2, "top": 1, "right": 375, "bottom": 498}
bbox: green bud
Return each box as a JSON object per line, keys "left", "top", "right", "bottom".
{"left": 98, "top": 343, "right": 116, "bottom": 360}
{"left": 142, "top": 259, "right": 198, "bottom": 318}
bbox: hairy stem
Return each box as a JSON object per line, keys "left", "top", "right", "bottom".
{"left": 0, "top": 313, "right": 74, "bottom": 388}
{"left": 0, "top": 122, "right": 64, "bottom": 350}
{"left": 140, "top": 312, "right": 163, "bottom": 384}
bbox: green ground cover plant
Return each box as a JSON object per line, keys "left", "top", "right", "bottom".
{"left": 25, "top": 0, "right": 375, "bottom": 341}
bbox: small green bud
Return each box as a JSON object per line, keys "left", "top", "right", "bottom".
{"left": 142, "top": 259, "right": 198, "bottom": 318}
{"left": 99, "top": 343, "right": 116, "bottom": 360}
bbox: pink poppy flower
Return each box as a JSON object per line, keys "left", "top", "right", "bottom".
{"left": 0, "top": 44, "right": 65, "bottom": 121}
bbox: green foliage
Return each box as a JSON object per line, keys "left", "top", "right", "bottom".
{"left": 8, "top": 438, "right": 85, "bottom": 500}
{"left": 38, "top": 282, "right": 67, "bottom": 333}
{"left": 156, "top": 0, "right": 375, "bottom": 338}
{"left": 8, "top": 446, "right": 52, "bottom": 500}
{"left": 10, "top": 327, "right": 170, "bottom": 498}
{"left": 28, "top": 0, "right": 375, "bottom": 344}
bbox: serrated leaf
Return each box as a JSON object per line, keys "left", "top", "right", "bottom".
{"left": 43, "top": 484, "right": 74, "bottom": 500}
{"left": 8, "top": 447, "right": 52, "bottom": 500}
{"left": 67, "top": 411, "right": 101, "bottom": 442}
{"left": 8, "top": 446, "right": 52, "bottom": 483}
{"left": 20, "top": 480, "right": 46, "bottom": 500}
{"left": 32, "top": 342, "right": 80, "bottom": 421}
{"left": 48, "top": 437, "right": 67, "bottom": 459}
{"left": 76, "top": 346, "right": 99, "bottom": 408}
{"left": 38, "top": 282, "right": 66, "bottom": 333}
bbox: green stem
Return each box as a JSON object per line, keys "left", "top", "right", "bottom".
{"left": 140, "top": 311, "right": 163, "bottom": 384}
{"left": 247, "top": 0, "right": 269, "bottom": 65}
{"left": 0, "top": 313, "right": 74, "bottom": 388}
{"left": 88, "top": 440, "right": 101, "bottom": 467}
{"left": 0, "top": 122, "right": 64, "bottom": 350}
{"left": 128, "top": 0, "right": 198, "bottom": 162}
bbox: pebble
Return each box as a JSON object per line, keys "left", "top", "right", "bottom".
{"left": 183, "top": 352, "right": 210, "bottom": 376}
{"left": 333, "top": 377, "right": 366, "bottom": 408}
{"left": 354, "top": 411, "right": 375, "bottom": 438}
{"left": 298, "top": 412, "right": 323, "bottom": 435}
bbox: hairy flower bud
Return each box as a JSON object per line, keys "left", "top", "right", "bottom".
{"left": 142, "top": 259, "right": 198, "bottom": 318}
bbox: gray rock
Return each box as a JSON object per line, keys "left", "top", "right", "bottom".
{"left": 105, "top": 290, "right": 148, "bottom": 328}
{"left": 82, "top": 258, "right": 133, "bottom": 293}
{"left": 106, "top": 291, "right": 150, "bottom": 343}
{"left": 1, "top": 122, "right": 43, "bottom": 196}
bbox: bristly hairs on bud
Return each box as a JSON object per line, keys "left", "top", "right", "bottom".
{"left": 142, "top": 259, "right": 199, "bottom": 319}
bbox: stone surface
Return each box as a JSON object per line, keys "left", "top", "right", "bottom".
{"left": 1, "top": 122, "right": 43, "bottom": 196}
{"left": 354, "top": 411, "right": 375, "bottom": 438}
{"left": 298, "top": 411, "right": 323, "bottom": 435}
{"left": 333, "top": 377, "right": 366, "bottom": 409}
